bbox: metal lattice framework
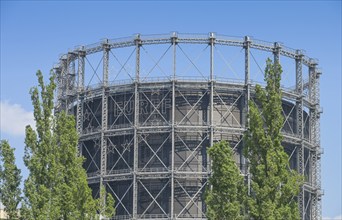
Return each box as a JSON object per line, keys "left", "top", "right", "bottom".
{"left": 54, "top": 32, "right": 322, "bottom": 220}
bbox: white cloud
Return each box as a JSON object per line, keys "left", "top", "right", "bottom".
{"left": 0, "top": 101, "right": 35, "bottom": 136}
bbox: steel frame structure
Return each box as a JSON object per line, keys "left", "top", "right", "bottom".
{"left": 54, "top": 32, "right": 322, "bottom": 220}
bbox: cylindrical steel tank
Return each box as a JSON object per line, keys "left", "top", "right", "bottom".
{"left": 54, "top": 33, "right": 322, "bottom": 220}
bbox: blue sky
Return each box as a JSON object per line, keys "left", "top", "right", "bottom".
{"left": 1, "top": 1, "right": 341, "bottom": 218}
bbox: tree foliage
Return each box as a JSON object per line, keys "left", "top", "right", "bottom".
{"left": 205, "top": 141, "right": 246, "bottom": 220}
{"left": 98, "top": 186, "right": 115, "bottom": 219}
{"left": 205, "top": 59, "right": 303, "bottom": 219}
{"left": 0, "top": 140, "right": 22, "bottom": 219}
{"left": 244, "top": 58, "right": 303, "bottom": 220}
{"left": 22, "top": 70, "right": 115, "bottom": 219}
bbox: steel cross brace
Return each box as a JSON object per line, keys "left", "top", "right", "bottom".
{"left": 214, "top": 45, "right": 244, "bottom": 79}
{"left": 84, "top": 100, "right": 102, "bottom": 128}
{"left": 109, "top": 94, "right": 134, "bottom": 126}
{"left": 109, "top": 48, "right": 136, "bottom": 81}
{"left": 141, "top": 133, "right": 171, "bottom": 171}
{"left": 175, "top": 133, "right": 208, "bottom": 172}
{"left": 107, "top": 181, "right": 133, "bottom": 216}
{"left": 214, "top": 91, "right": 243, "bottom": 127}
{"left": 107, "top": 138, "right": 132, "bottom": 172}
{"left": 84, "top": 55, "right": 103, "bottom": 87}
{"left": 141, "top": 91, "right": 171, "bottom": 126}
{"left": 175, "top": 178, "right": 208, "bottom": 218}
{"left": 139, "top": 179, "right": 170, "bottom": 216}
{"left": 282, "top": 104, "right": 296, "bottom": 135}
{"left": 140, "top": 134, "right": 169, "bottom": 170}
{"left": 177, "top": 133, "right": 208, "bottom": 172}
{"left": 82, "top": 141, "right": 101, "bottom": 172}
{"left": 177, "top": 44, "right": 209, "bottom": 80}
{"left": 177, "top": 90, "right": 208, "bottom": 125}
{"left": 140, "top": 44, "right": 172, "bottom": 81}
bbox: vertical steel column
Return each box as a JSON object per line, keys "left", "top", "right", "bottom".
{"left": 243, "top": 36, "right": 251, "bottom": 194}
{"left": 77, "top": 49, "right": 86, "bottom": 155}
{"left": 207, "top": 32, "right": 215, "bottom": 218}
{"left": 309, "top": 59, "right": 320, "bottom": 220}
{"left": 295, "top": 50, "right": 304, "bottom": 219}
{"left": 171, "top": 32, "right": 177, "bottom": 219}
{"left": 65, "top": 55, "right": 71, "bottom": 112}
{"left": 316, "top": 69, "right": 322, "bottom": 220}
{"left": 133, "top": 34, "right": 141, "bottom": 219}
{"left": 243, "top": 36, "right": 251, "bottom": 125}
{"left": 309, "top": 61, "right": 317, "bottom": 144}
{"left": 100, "top": 40, "right": 110, "bottom": 199}
{"left": 208, "top": 33, "right": 215, "bottom": 208}
{"left": 61, "top": 56, "right": 68, "bottom": 111}
{"left": 209, "top": 32, "right": 215, "bottom": 148}
{"left": 67, "top": 53, "right": 76, "bottom": 115}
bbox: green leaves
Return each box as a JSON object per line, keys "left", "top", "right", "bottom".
{"left": 97, "top": 186, "right": 116, "bottom": 218}
{"left": 244, "top": 58, "right": 303, "bottom": 220}
{"left": 206, "top": 58, "right": 302, "bottom": 220}
{"left": 205, "top": 141, "right": 246, "bottom": 220}
{"left": 23, "top": 70, "right": 60, "bottom": 219}
{"left": 23, "top": 70, "right": 115, "bottom": 219}
{"left": 0, "top": 140, "right": 22, "bottom": 219}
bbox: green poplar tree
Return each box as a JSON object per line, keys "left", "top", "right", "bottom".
{"left": 205, "top": 141, "right": 246, "bottom": 220}
{"left": 0, "top": 140, "right": 22, "bottom": 219}
{"left": 22, "top": 70, "right": 115, "bottom": 219}
{"left": 244, "top": 58, "right": 303, "bottom": 220}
